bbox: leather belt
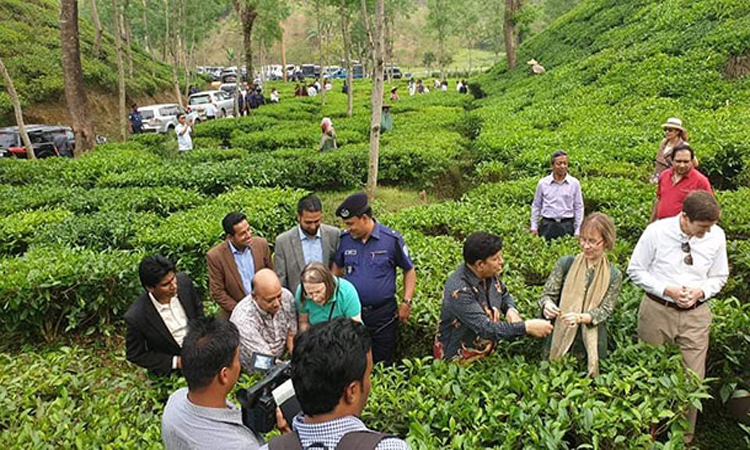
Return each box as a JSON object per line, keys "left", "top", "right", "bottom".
{"left": 542, "top": 217, "right": 574, "bottom": 223}
{"left": 646, "top": 293, "right": 701, "bottom": 311}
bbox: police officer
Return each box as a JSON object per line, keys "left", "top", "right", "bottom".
{"left": 332, "top": 193, "right": 417, "bottom": 365}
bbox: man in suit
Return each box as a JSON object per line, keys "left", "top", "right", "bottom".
{"left": 207, "top": 212, "right": 274, "bottom": 319}
{"left": 274, "top": 195, "right": 340, "bottom": 292}
{"left": 125, "top": 255, "right": 204, "bottom": 376}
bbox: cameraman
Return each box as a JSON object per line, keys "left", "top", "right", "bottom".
{"left": 266, "top": 318, "right": 409, "bottom": 449}
{"left": 162, "top": 317, "right": 288, "bottom": 449}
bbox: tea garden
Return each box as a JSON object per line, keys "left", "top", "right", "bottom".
{"left": 2, "top": 0, "right": 750, "bottom": 447}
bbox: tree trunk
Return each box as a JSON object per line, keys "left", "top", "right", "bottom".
{"left": 59, "top": 0, "right": 96, "bottom": 155}
{"left": 112, "top": 0, "right": 128, "bottom": 141}
{"left": 439, "top": 37, "right": 445, "bottom": 81}
{"left": 0, "top": 57, "right": 35, "bottom": 159}
{"left": 366, "top": 0, "right": 385, "bottom": 200}
{"left": 89, "top": 0, "right": 103, "bottom": 57}
{"left": 340, "top": 0, "right": 353, "bottom": 117}
{"left": 122, "top": 13, "right": 134, "bottom": 78}
{"left": 318, "top": 9, "right": 326, "bottom": 106}
{"left": 504, "top": 0, "right": 519, "bottom": 69}
{"left": 165, "top": 0, "right": 183, "bottom": 107}
{"left": 141, "top": 0, "right": 156, "bottom": 77}
{"left": 163, "top": 0, "right": 170, "bottom": 61}
{"left": 233, "top": 1, "right": 258, "bottom": 82}
{"left": 280, "top": 23, "right": 287, "bottom": 82}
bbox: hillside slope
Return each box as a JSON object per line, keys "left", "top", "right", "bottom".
{"left": 0, "top": 0, "right": 177, "bottom": 127}
{"left": 472, "top": 0, "right": 750, "bottom": 189}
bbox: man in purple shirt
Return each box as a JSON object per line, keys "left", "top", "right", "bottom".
{"left": 530, "top": 150, "right": 584, "bottom": 240}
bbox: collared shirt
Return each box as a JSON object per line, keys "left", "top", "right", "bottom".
{"left": 298, "top": 226, "right": 324, "bottom": 266}
{"left": 436, "top": 264, "right": 525, "bottom": 361}
{"left": 261, "top": 414, "right": 409, "bottom": 450}
{"left": 530, "top": 173, "right": 584, "bottom": 234}
{"left": 229, "top": 241, "right": 255, "bottom": 297}
{"left": 333, "top": 222, "right": 414, "bottom": 308}
{"left": 627, "top": 215, "right": 728, "bottom": 302}
{"left": 162, "top": 387, "right": 260, "bottom": 450}
{"left": 295, "top": 277, "right": 361, "bottom": 325}
{"left": 656, "top": 167, "right": 713, "bottom": 219}
{"left": 149, "top": 292, "right": 188, "bottom": 370}
{"left": 230, "top": 288, "right": 297, "bottom": 368}
{"left": 175, "top": 124, "right": 193, "bottom": 151}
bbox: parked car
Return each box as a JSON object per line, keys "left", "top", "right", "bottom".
{"left": 323, "top": 66, "right": 341, "bottom": 79}
{"left": 187, "top": 90, "right": 234, "bottom": 118}
{"left": 0, "top": 124, "right": 75, "bottom": 159}
{"left": 331, "top": 64, "right": 365, "bottom": 79}
{"left": 139, "top": 104, "right": 200, "bottom": 134}
{"left": 386, "top": 66, "right": 403, "bottom": 79}
{"left": 300, "top": 64, "right": 320, "bottom": 79}
{"left": 219, "top": 83, "right": 238, "bottom": 96}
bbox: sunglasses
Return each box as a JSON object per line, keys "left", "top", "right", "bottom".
{"left": 681, "top": 241, "right": 693, "bottom": 266}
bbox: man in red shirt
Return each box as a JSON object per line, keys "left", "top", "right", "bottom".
{"left": 650, "top": 144, "right": 713, "bottom": 222}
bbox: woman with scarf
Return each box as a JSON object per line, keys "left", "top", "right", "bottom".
{"left": 539, "top": 212, "right": 622, "bottom": 377}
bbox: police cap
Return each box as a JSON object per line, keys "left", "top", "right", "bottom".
{"left": 336, "top": 192, "right": 369, "bottom": 219}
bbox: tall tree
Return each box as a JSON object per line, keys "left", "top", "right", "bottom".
{"left": 340, "top": 0, "right": 354, "bottom": 116}
{"left": 364, "top": 0, "right": 385, "bottom": 200}
{"left": 232, "top": 0, "right": 259, "bottom": 80}
{"left": 504, "top": 0, "right": 522, "bottom": 69}
{"left": 426, "top": 0, "right": 455, "bottom": 81}
{"left": 59, "top": 0, "right": 96, "bottom": 155}
{"left": 0, "top": 57, "right": 34, "bottom": 159}
{"left": 89, "top": 0, "right": 103, "bottom": 57}
{"left": 112, "top": 0, "right": 128, "bottom": 141}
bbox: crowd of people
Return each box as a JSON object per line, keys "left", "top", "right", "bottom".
{"left": 123, "top": 113, "right": 727, "bottom": 448}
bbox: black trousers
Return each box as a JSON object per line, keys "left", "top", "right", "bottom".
{"left": 361, "top": 301, "right": 398, "bottom": 366}
{"left": 539, "top": 217, "right": 575, "bottom": 240}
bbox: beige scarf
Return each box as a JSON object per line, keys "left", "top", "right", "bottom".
{"left": 549, "top": 253, "right": 611, "bottom": 377}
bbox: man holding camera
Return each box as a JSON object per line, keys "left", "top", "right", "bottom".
{"left": 162, "top": 317, "right": 287, "bottom": 449}
{"left": 266, "top": 318, "right": 409, "bottom": 449}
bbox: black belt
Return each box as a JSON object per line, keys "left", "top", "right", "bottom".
{"left": 361, "top": 300, "right": 395, "bottom": 313}
{"left": 646, "top": 293, "right": 702, "bottom": 311}
{"left": 542, "top": 217, "right": 574, "bottom": 223}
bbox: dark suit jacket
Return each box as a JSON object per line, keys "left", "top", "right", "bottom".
{"left": 274, "top": 224, "right": 340, "bottom": 292}
{"left": 124, "top": 272, "right": 203, "bottom": 376}
{"left": 206, "top": 237, "right": 273, "bottom": 314}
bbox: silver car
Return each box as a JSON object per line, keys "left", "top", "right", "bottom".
{"left": 139, "top": 104, "right": 199, "bottom": 134}
{"left": 188, "top": 90, "right": 234, "bottom": 119}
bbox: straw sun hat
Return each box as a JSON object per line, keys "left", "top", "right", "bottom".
{"left": 661, "top": 117, "right": 686, "bottom": 132}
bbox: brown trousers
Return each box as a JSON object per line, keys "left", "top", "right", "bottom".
{"left": 637, "top": 296, "right": 712, "bottom": 441}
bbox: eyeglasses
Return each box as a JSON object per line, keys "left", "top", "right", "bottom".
{"left": 579, "top": 237, "right": 604, "bottom": 248}
{"left": 681, "top": 241, "right": 693, "bottom": 266}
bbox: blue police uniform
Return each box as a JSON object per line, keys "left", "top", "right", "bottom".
{"left": 334, "top": 221, "right": 413, "bottom": 365}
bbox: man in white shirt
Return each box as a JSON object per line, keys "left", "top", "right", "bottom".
{"left": 175, "top": 113, "right": 194, "bottom": 151}
{"left": 125, "top": 255, "right": 204, "bottom": 376}
{"left": 627, "top": 191, "right": 728, "bottom": 444}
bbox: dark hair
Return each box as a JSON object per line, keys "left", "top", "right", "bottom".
{"left": 182, "top": 317, "right": 240, "bottom": 391}
{"left": 176, "top": 113, "right": 185, "bottom": 120}
{"left": 297, "top": 195, "right": 323, "bottom": 215}
{"left": 672, "top": 143, "right": 694, "bottom": 161}
{"left": 222, "top": 212, "right": 247, "bottom": 236}
{"left": 463, "top": 232, "right": 503, "bottom": 265}
{"left": 356, "top": 206, "right": 373, "bottom": 219}
{"left": 682, "top": 191, "right": 720, "bottom": 222}
{"left": 550, "top": 150, "right": 568, "bottom": 165}
{"left": 291, "top": 318, "right": 372, "bottom": 416}
{"left": 138, "top": 255, "right": 175, "bottom": 289}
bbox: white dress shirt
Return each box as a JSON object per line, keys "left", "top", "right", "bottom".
{"left": 627, "top": 215, "right": 729, "bottom": 301}
{"left": 149, "top": 293, "right": 189, "bottom": 369}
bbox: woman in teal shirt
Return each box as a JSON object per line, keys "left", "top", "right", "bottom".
{"left": 295, "top": 262, "right": 362, "bottom": 332}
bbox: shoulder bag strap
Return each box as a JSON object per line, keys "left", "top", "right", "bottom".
{"left": 336, "top": 431, "right": 396, "bottom": 450}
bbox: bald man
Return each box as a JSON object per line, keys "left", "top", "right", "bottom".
{"left": 229, "top": 269, "right": 298, "bottom": 370}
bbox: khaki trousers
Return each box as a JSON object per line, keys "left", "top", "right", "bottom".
{"left": 637, "top": 296, "right": 712, "bottom": 441}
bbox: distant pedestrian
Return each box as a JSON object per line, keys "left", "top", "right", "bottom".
{"left": 390, "top": 86, "right": 399, "bottom": 101}
{"left": 459, "top": 79, "right": 468, "bottom": 94}
{"left": 380, "top": 104, "right": 393, "bottom": 135}
{"left": 204, "top": 102, "right": 217, "bottom": 120}
{"left": 652, "top": 117, "right": 689, "bottom": 183}
{"left": 441, "top": 80, "right": 448, "bottom": 91}
{"left": 456, "top": 80, "right": 464, "bottom": 93}
{"left": 650, "top": 144, "right": 712, "bottom": 222}
{"left": 408, "top": 79, "right": 416, "bottom": 96}
{"left": 236, "top": 91, "right": 245, "bottom": 116}
{"left": 530, "top": 150, "right": 584, "bottom": 240}
{"left": 527, "top": 59, "right": 546, "bottom": 75}
{"left": 52, "top": 132, "right": 73, "bottom": 158}
{"left": 129, "top": 103, "right": 143, "bottom": 135}
{"left": 295, "top": 84, "right": 306, "bottom": 97}
{"left": 307, "top": 84, "right": 318, "bottom": 97}
{"left": 319, "top": 117, "right": 337, "bottom": 152}
{"left": 270, "top": 88, "right": 279, "bottom": 103}
{"left": 175, "top": 113, "right": 194, "bottom": 151}
{"left": 416, "top": 79, "right": 425, "bottom": 94}
{"left": 342, "top": 80, "right": 349, "bottom": 94}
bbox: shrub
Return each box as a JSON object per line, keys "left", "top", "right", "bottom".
{"left": 0, "top": 207, "right": 73, "bottom": 255}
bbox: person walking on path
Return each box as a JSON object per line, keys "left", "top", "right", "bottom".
{"left": 650, "top": 144, "right": 712, "bottom": 222}
{"left": 530, "top": 150, "right": 584, "bottom": 240}
{"left": 652, "top": 117, "right": 689, "bottom": 183}
{"left": 628, "top": 191, "right": 728, "bottom": 445}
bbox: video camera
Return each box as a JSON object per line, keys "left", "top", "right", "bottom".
{"left": 236, "top": 354, "right": 301, "bottom": 435}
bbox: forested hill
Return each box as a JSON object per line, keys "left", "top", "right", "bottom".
{"left": 0, "top": 0, "right": 212, "bottom": 125}
{"left": 472, "top": 0, "right": 750, "bottom": 190}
